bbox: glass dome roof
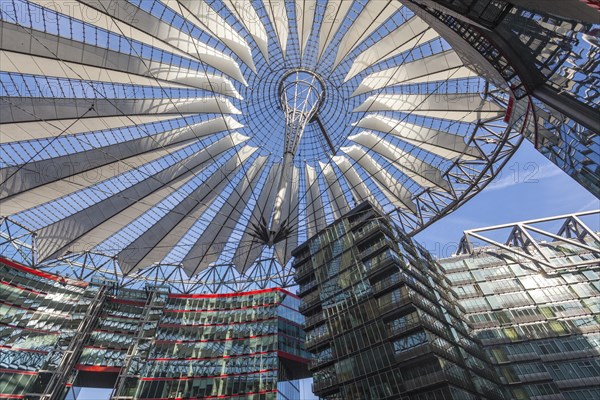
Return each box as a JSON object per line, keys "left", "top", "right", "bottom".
{"left": 0, "top": 0, "right": 521, "bottom": 291}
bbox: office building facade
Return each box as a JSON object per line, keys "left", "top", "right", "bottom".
{"left": 293, "top": 204, "right": 600, "bottom": 400}
{"left": 292, "top": 202, "right": 504, "bottom": 399}
{"left": 0, "top": 257, "right": 309, "bottom": 400}
{"left": 440, "top": 213, "right": 600, "bottom": 400}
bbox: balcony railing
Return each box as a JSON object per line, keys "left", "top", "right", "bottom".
{"left": 299, "top": 291, "right": 320, "bottom": 313}
{"left": 298, "top": 279, "right": 317, "bottom": 296}
{"left": 364, "top": 249, "right": 399, "bottom": 276}
{"left": 393, "top": 342, "right": 432, "bottom": 364}
{"left": 292, "top": 248, "right": 311, "bottom": 266}
{"left": 303, "top": 311, "right": 325, "bottom": 329}
{"left": 379, "top": 289, "right": 411, "bottom": 315}
{"left": 387, "top": 318, "right": 421, "bottom": 338}
{"left": 379, "top": 287, "right": 447, "bottom": 325}
{"left": 353, "top": 220, "right": 393, "bottom": 243}
{"left": 309, "top": 352, "right": 335, "bottom": 370}
{"left": 403, "top": 370, "right": 456, "bottom": 392}
{"left": 305, "top": 331, "right": 330, "bottom": 350}
{"left": 312, "top": 376, "right": 338, "bottom": 393}
{"left": 349, "top": 208, "right": 377, "bottom": 229}
{"left": 372, "top": 272, "right": 403, "bottom": 294}
{"left": 294, "top": 259, "right": 314, "bottom": 281}
{"left": 359, "top": 239, "right": 391, "bottom": 260}
{"left": 419, "top": 312, "right": 450, "bottom": 339}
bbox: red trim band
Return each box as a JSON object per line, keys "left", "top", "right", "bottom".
{"left": 164, "top": 302, "right": 277, "bottom": 313}
{"left": 147, "top": 350, "right": 275, "bottom": 362}
{"left": 108, "top": 297, "right": 148, "bottom": 306}
{"left": 0, "top": 368, "right": 38, "bottom": 375}
{"left": 0, "top": 279, "right": 46, "bottom": 295}
{"left": 504, "top": 96, "right": 514, "bottom": 123}
{"left": 0, "top": 257, "right": 59, "bottom": 281}
{"left": 0, "top": 322, "right": 60, "bottom": 335}
{"left": 168, "top": 287, "right": 298, "bottom": 300}
{"left": 277, "top": 351, "right": 310, "bottom": 364}
{"left": 0, "top": 258, "right": 298, "bottom": 299}
{"left": 83, "top": 345, "right": 129, "bottom": 351}
{"left": 75, "top": 365, "right": 122, "bottom": 373}
{"left": 137, "top": 389, "right": 277, "bottom": 400}
{"left": 139, "top": 369, "right": 276, "bottom": 381}
{"left": 158, "top": 316, "right": 277, "bottom": 328}
{"left": 154, "top": 332, "right": 275, "bottom": 345}
{"left": 0, "top": 257, "right": 86, "bottom": 287}
{"left": 0, "top": 299, "right": 71, "bottom": 319}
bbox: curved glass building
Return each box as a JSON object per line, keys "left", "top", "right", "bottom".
{"left": 0, "top": 256, "right": 309, "bottom": 399}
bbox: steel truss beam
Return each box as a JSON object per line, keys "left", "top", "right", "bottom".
{"left": 40, "top": 286, "right": 108, "bottom": 400}
{"left": 0, "top": 217, "right": 36, "bottom": 267}
{"left": 0, "top": 216, "right": 295, "bottom": 292}
{"left": 457, "top": 210, "right": 600, "bottom": 274}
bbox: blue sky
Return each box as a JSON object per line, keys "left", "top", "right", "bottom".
{"left": 415, "top": 139, "right": 600, "bottom": 258}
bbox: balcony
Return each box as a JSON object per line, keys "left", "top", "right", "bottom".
{"left": 402, "top": 283, "right": 442, "bottom": 317}
{"left": 372, "top": 273, "right": 403, "bottom": 295}
{"left": 353, "top": 220, "right": 394, "bottom": 245}
{"left": 418, "top": 313, "right": 450, "bottom": 339}
{"left": 305, "top": 331, "right": 330, "bottom": 350}
{"left": 292, "top": 247, "right": 311, "bottom": 266}
{"left": 294, "top": 259, "right": 315, "bottom": 282}
{"left": 518, "top": 371, "right": 552, "bottom": 383}
{"left": 359, "top": 239, "right": 392, "bottom": 260}
{"left": 312, "top": 376, "right": 338, "bottom": 394}
{"left": 299, "top": 291, "right": 320, "bottom": 314}
{"left": 387, "top": 318, "right": 421, "bottom": 339}
{"left": 459, "top": 340, "right": 491, "bottom": 364}
{"left": 364, "top": 250, "right": 399, "bottom": 278}
{"left": 298, "top": 279, "right": 318, "bottom": 297}
{"left": 403, "top": 370, "right": 461, "bottom": 392}
{"left": 479, "top": 385, "right": 506, "bottom": 400}
{"left": 303, "top": 311, "right": 325, "bottom": 329}
{"left": 393, "top": 342, "right": 433, "bottom": 364}
{"left": 382, "top": 288, "right": 444, "bottom": 322}
{"left": 540, "top": 348, "right": 597, "bottom": 363}
{"left": 429, "top": 339, "right": 463, "bottom": 366}
{"left": 309, "top": 352, "right": 335, "bottom": 370}
{"left": 556, "top": 376, "right": 600, "bottom": 389}
{"left": 379, "top": 290, "right": 411, "bottom": 316}
{"left": 349, "top": 208, "right": 377, "bottom": 229}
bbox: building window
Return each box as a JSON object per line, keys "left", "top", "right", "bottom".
{"left": 392, "top": 331, "right": 427, "bottom": 354}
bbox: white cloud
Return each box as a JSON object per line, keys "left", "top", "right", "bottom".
{"left": 577, "top": 198, "right": 600, "bottom": 212}
{"left": 485, "top": 163, "right": 564, "bottom": 192}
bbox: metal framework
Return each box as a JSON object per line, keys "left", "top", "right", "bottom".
{"left": 457, "top": 210, "right": 600, "bottom": 274}
{"left": 112, "top": 290, "right": 163, "bottom": 400}
{"left": 0, "top": 0, "right": 528, "bottom": 289}
{"left": 41, "top": 286, "right": 108, "bottom": 400}
{"left": 406, "top": 0, "right": 600, "bottom": 198}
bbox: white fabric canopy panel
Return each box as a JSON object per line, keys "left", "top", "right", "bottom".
{"left": 0, "top": 0, "right": 516, "bottom": 289}
{"left": 348, "top": 131, "right": 451, "bottom": 192}
{"left": 222, "top": 0, "right": 270, "bottom": 61}
{"left": 353, "top": 93, "right": 505, "bottom": 123}
{"left": 354, "top": 114, "right": 483, "bottom": 160}
{"left": 352, "top": 50, "right": 476, "bottom": 96}
{"left": 345, "top": 16, "right": 438, "bottom": 81}
{"left": 295, "top": 0, "right": 316, "bottom": 60}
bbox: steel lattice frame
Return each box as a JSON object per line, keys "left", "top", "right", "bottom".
{"left": 0, "top": 0, "right": 524, "bottom": 291}
{"left": 456, "top": 210, "right": 600, "bottom": 276}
